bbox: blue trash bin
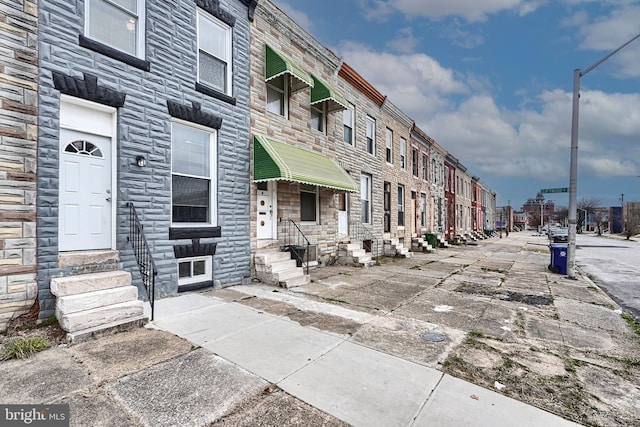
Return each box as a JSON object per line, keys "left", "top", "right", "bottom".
{"left": 549, "top": 243, "right": 568, "bottom": 275}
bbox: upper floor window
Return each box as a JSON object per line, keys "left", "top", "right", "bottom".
{"left": 343, "top": 103, "right": 354, "bottom": 145}
{"left": 365, "top": 116, "right": 375, "bottom": 155}
{"left": 400, "top": 138, "right": 406, "bottom": 169}
{"left": 422, "top": 153, "right": 428, "bottom": 180}
{"left": 311, "top": 103, "right": 326, "bottom": 133}
{"left": 197, "top": 10, "right": 232, "bottom": 96}
{"left": 85, "top": 0, "right": 145, "bottom": 57}
{"left": 385, "top": 128, "right": 393, "bottom": 164}
{"left": 431, "top": 159, "right": 436, "bottom": 183}
{"left": 412, "top": 148, "right": 419, "bottom": 177}
{"left": 171, "top": 121, "right": 217, "bottom": 226}
{"left": 266, "top": 75, "right": 287, "bottom": 116}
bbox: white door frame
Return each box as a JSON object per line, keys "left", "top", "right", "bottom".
{"left": 59, "top": 95, "right": 117, "bottom": 251}
{"left": 337, "top": 192, "right": 348, "bottom": 236}
{"left": 256, "top": 181, "right": 277, "bottom": 239}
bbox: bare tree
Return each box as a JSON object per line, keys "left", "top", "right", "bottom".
{"left": 577, "top": 197, "right": 601, "bottom": 232}
{"left": 623, "top": 210, "right": 640, "bottom": 240}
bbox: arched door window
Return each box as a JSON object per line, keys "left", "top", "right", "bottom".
{"left": 63, "top": 140, "right": 103, "bottom": 157}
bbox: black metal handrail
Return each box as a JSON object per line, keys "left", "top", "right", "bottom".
{"left": 126, "top": 202, "right": 157, "bottom": 321}
{"left": 348, "top": 220, "right": 379, "bottom": 260}
{"left": 281, "top": 219, "right": 311, "bottom": 275}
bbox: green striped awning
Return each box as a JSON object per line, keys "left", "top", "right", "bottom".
{"left": 311, "top": 74, "right": 349, "bottom": 112}
{"left": 253, "top": 135, "right": 358, "bottom": 192}
{"left": 265, "top": 44, "right": 314, "bottom": 93}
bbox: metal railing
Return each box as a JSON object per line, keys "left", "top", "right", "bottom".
{"left": 348, "top": 220, "right": 379, "bottom": 259}
{"left": 281, "top": 219, "right": 310, "bottom": 275}
{"left": 126, "top": 203, "right": 157, "bottom": 321}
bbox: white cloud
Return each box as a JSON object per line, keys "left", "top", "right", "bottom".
{"left": 567, "top": 4, "right": 640, "bottom": 77}
{"left": 386, "top": 28, "right": 420, "bottom": 53}
{"left": 339, "top": 43, "right": 640, "bottom": 181}
{"left": 362, "top": 0, "right": 542, "bottom": 22}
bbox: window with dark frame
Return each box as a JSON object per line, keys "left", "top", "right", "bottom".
{"left": 412, "top": 148, "right": 419, "bottom": 176}
{"left": 300, "top": 184, "right": 317, "bottom": 222}
{"left": 266, "top": 74, "right": 287, "bottom": 116}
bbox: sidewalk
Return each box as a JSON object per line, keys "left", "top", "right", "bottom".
{"left": 152, "top": 292, "right": 581, "bottom": 427}
{"left": 2, "top": 231, "right": 638, "bottom": 426}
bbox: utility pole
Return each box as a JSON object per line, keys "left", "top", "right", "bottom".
{"left": 566, "top": 31, "right": 640, "bottom": 279}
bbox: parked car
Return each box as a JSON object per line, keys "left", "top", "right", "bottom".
{"left": 551, "top": 228, "right": 568, "bottom": 243}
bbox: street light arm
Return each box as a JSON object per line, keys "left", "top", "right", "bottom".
{"left": 582, "top": 32, "right": 640, "bottom": 76}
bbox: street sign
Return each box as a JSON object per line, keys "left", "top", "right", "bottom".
{"left": 540, "top": 188, "right": 568, "bottom": 194}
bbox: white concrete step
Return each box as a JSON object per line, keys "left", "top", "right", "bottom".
{"left": 56, "top": 285, "right": 138, "bottom": 315}
{"left": 254, "top": 250, "right": 292, "bottom": 265}
{"left": 271, "top": 267, "right": 305, "bottom": 282}
{"left": 56, "top": 300, "right": 145, "bottom": 333}
{"left": 50, "top": 271, "right": 132, "bottom": 297}
{"left": 280, "top": 274, "right": 310, "bottom": 288}
{"left": 256, "top": 258, "right": 298, "bottom": 274}
{"left": 338, "top": 243, "right": 362, "bottom": 252}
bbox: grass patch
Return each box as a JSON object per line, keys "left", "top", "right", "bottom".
{"left": 622, "top": 313, "right": 640, "bottom": 338}
{"left": 37, "top": 316, "right": 59, "bottom": 328}
{"left": 2, "top": 337, "right": 50, "bottom": 360}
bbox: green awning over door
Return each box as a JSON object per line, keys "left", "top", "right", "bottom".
{"left": 253, "top": 135, "right": 358, "bottom": 192}
{"left": 265, "top": 44, "right": 314, "bottom": 92}
{"left": 310, "top": 74, "right": 349, "bottom": 112}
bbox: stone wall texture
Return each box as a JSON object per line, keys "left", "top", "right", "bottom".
{"left": 0, "top": 0, "right": 39, "bottom": 330}
{"left": 37, "top": 0, "right": 253, "bottom": 317}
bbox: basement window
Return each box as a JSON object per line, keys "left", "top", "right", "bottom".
{"left": 177, "top": 256, "right": 212, "bottom": 286}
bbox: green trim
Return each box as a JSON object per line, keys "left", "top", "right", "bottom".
{"left": 253, "top": 135, "right": 358, "bottom": 192}
{"left": 310, "top": 74, "right": 349, "bottom": 112}
{"left": 265, "top": 44, "right": 313, "bottom": 91}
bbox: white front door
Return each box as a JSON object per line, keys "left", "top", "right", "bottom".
{"left": 338, "top": 192, "right": 348, "bottom": 236}
{"left": 59, "top": 129, "right": 112, "bottom": 251}
{"left": 256, "top": 183, "right": 275, "bottom": 239}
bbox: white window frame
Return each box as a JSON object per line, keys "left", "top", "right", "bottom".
{"left": 343, "top": 103, "right": 355, "bottom": 145}
{"left": 170, "top": 120, "right": 217, "bottom": 227}
{"left": 197, "top": 9, "right": 232, "bottom": 96}
{"left": 84, "top": 0, "right": 146, "bottom": 58}
{"left": 266, "top": 74, "right": 288, "bottom": 117}
{"left": 398, "top": 185, "right": 405, "bottom": 227}
{"left": 365, "top": 116, "right": 375, "bottom": 155}
{"left": 421, "top": 193, "right": 427, "bottom": 227}
{"left": 385, "top": 128, "right": 393, "bottom": 164}
{"left": 300, "top": 184, "right": 318, "bottom": 223}
{"left": 360, "top": 174, "right": 372, "bottom": 224}
{"left": 177, "top": 256, "right": 212, "bottom": 286}
{"left": 400, "top": 138, "right": 406, "bottom": 169}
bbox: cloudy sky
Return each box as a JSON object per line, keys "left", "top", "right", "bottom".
{"left": 273, "top": 0, "right": 640, "bottom": 210}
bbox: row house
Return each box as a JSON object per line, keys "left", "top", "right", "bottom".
{"left": 2, "top": 0, "right": 499, "bottom": 332}
{"left": 34, "top": 0, "right": 257, "bottom": 333}
{"left": 380, "top": 100, "right": 414, "bottom": 248}
{"left": 471, "top": 176, "right": 482, "bottom": 232}
{"left": 0, "top": 0, "right": 38, "bottom": 330}
{"left": 249, "top": 1, "right": 361, "bottom": 279}
{"left": 409, "top": 126, "right": 433, "bottom": 237}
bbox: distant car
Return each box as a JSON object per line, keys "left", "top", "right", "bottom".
{"left": 551, "top": 229, "right": 568, "bottom": 243}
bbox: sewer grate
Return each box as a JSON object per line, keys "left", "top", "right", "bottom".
{"left": 420, "top": 332, "right": 445, "bottom": 342}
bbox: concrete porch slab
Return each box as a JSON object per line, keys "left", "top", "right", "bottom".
{"left": 153, "top": 293, "right": 225, "bottom": 319}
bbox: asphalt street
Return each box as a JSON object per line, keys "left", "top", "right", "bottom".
{"left": 575, "top": 233, "right": 640, "bottom": 320}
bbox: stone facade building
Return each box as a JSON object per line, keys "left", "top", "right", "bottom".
{"left": 36, "top": 0, "right": 257, "bottom": 328}
{"left": 0, "top": 0, "right": 38, "bottom": 330}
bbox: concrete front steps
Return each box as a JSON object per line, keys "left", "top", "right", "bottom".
{"left": 411, "top": 237, "right": 434, "bottom": 253}
{"left": 51, "top": 250, "right": 146, "bottom": 342}
{"left": 337, "top": 242, "right": 376, "bottom": 267}
{"left": 437, "top": 235, "right": 450, "bottom": 248}
{"left": 383, "top": 239, "right": 413, "bottom": 258}
{"left": 254, "top": 250, "right": 310, "bottom": 288}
